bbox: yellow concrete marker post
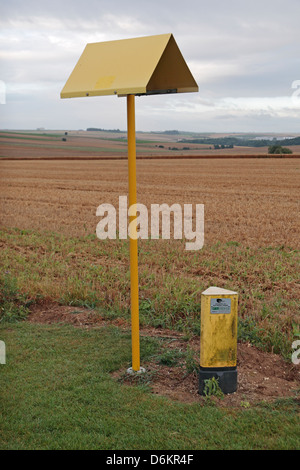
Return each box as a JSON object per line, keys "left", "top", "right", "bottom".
{"left": 60, "top": 33, "right": 198, "bottom": 376}
{"left": 199, "top": 286, "right": 238, "bottom": 395}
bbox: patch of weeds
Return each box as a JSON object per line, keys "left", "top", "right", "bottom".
{"left": 140, "top": 336, "right": 161, "bottom": 361}
{"left": 139, "top": 295, "right": 201, "bottom": 334}
{"left": 261, "top": 324, "right": 292, "bottom": 360}
{"left": 176, "top": 316, "right": 201, "bottom": 337}
{"left": 0, "top": 273, "right": 31, "bottom": 323}
{"left": 96, "top": 304, "right": 129, "bottom": 322}
{"left": 226, "top": 241, "right": 240, "bottom": 247}
{"left": 155, "top": 347, "right": 185, "bottom": 367}
{"left": 238, "top": 316, "right": 263, "bottom": 347}
{"left": 117, "top": 369, "right": 155, "bottom": 392}
{"left": 58, "top": 284, "right": 100, "bottom": 309}
{"left": 185, "top": 346, "right": 199, "bottom": 375}
{"left": 292, "top": 323, "right": 300, "bottom": 339}
{"left": 261, "top": 303, "right": 272, "bottom": 320}
{"left": 139, "top": 298, "right": 157, "bottom": 326}
{"left": 257, "top": 395, "right": 300, "bottom": 415}
{"left": 238, "top": 315, "right": 292, "bottom": 358}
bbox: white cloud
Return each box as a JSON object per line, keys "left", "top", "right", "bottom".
{"left": 220, "top": 96, "right": 300, "bottom": 115}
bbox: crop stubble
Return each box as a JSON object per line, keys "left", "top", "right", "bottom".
{"left": 0, "top": 158, "right": 299, "bottom": 248}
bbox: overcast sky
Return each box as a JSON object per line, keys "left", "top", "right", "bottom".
{"left": 1, "top": 0, "right": 300, "bottom": 133}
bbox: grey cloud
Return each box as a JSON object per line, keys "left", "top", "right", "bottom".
{"left": 1, "top": 0, "right": 300, "bottom": 132}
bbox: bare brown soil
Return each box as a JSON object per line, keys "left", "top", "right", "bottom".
{"left": 28, "top": 301, "right": 300, "bottom": 407}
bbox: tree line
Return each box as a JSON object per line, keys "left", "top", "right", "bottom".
{"left": 180, "top": 136, "right": 300, "bottom": 148}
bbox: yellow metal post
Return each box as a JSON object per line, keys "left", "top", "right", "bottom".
{"left": 127, "top": 94, "right": 141, "bottom": 372}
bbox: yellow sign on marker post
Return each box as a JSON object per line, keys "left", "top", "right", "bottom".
{"left": 199, "top": 286, "right": 238, "bottom": 394}
{"left": 61, "top": 33, "right": 198, "bottom": 373}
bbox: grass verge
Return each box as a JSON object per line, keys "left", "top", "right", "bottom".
{"left": 0, "top": 321, "right": 299, "bottom": 450}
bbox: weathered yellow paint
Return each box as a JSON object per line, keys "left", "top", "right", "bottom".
{"left": 200, "top": 287, "right": 238, "bottom": 368}
{"left": 127, "top": 95, "right": 140, "bottom": 372}
{"left": 60, "top": 33, "right": 198, "bottom": 99}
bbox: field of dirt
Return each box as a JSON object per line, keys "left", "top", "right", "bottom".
{"left": 0, "top": 157, "right": 299, "bottom": 247}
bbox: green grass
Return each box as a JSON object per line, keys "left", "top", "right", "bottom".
{"left": 0, "top": 133, "right": 62, "bottom": 141}
{"left": 0, "top": 321, "right": 299, "bottom": 450}
{"left": 0, "top": 131, "right": 64, "bottom": 138}
{"left": 0, "top": 140, "right": 128, "bottom": 153}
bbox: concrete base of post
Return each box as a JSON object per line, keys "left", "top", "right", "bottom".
{"left": 127, "top": 367, "right": 146, "bottom": 375}
{"left": 198, "top": 366, "right": 237, "bottom": 395}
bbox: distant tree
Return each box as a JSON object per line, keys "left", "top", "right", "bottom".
{"left": 163, "top": 130, "right": 179, "bottom": 135}
{"left": 268, "top": 144, "right": 292, "bottom": 155}
{"left": 213, "top": 143, "right": 234, "bottom": 150}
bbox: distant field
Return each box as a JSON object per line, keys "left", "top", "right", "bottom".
{"left": 1, "top": 130, "right": 300, "bottom": 159}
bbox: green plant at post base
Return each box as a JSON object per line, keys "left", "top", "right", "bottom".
{"left": 203, "top": 377, "right": 224, "bottom": 399}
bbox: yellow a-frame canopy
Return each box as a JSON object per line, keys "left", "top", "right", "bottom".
{"left": 60, "top": 33, "right": 198, "bottom": 98}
